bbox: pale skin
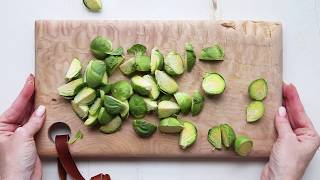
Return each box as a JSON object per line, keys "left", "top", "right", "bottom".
{"left": 0, "top": 75, "right": 319, "bottom": 180}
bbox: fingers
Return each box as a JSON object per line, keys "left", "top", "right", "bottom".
{"left": 1, "top": 74, "right": 35, "bottom": 123}
{"left": 16, "top": 105, "right": 46, "bottom": 138}
{"left": 275, "top": 106, "right": 294, "bottom": 138}
{"left": 283, "top": 83, "right": 313, "bottom": 129}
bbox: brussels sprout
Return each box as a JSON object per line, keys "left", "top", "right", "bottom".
{"left": 132, "top": 119, "right": 157, "bottom": 138}
{"left": 191, "top": 90, "right": 204, "bottom": 116}
{"left": 83, "top": 0, "right": 102, "bottom": 12}
{"left": 155, "top": 70, "right": 178, "bottom": 94}
{"left": 101, "top": 72, "right": 108, "bottom": 86}
{"left": 157, "top": 101, "right": 180, "bottom": 118}
{"left": 106, "top": 47, "right": 124, "bottom": 56}
{"left": 135, "top": 55, "right": 151, "bottom": 72}
{"left": 185, "top": 43, "right": 196, "bottom": 72}
{"left": 73, "top": 87, "right": 96, "bottom": 105}
{"left": 99, "top": 84, "right": 112, "bottom": 94}
{"left": 234, "top": 136, "right": 253, "bottom": 156}
{"left": 159, "top": 117, "right": 184, "bottom": 133}
{"left": 120, "top": 100, "right": 129, "bottom": 120}
{"left": 58, "top": 78, "right": 85, "bottom": 97}
{"left": 248, "top": 78, "right": 268, "bottom": 101}
{"left": 179, "top": 121, "right": 197, "bottom": 150}
{"left": 104, "top": 95, "right": 127, "bottom": 115}
{"left": 200, "top": 44, "right": 224, "bottom": 61}
{"left": 98, "top": 107, "right": 114, "bottom": 125}
{"left": 84, "top": 113, "right": 98, "bottom": 127}
{"left": 207, "top": 125, "right": 222, "bottom": 150}
{"left": 143, "top": 75, "right": 160, "bottom": 100}
{"left": 157, "top": 94, "right": 174, "bottom": 102}
{"left": 129, "top": 95, "right": 147, "bottom": 118}
{"left": 202, "top": 72, "right": 226, "bottom": 95}
{"left": 105, "top": 55, "right": 124, "bottom": 75}
{"left": 90, "top": 36, "right": 112, "bottom": 59}
{"left": 174, "top": 92, "right": 192, "bottom": 114}
{"left": 164, "top": 51, "right": 184, "bottom": 76}
{"left": 89, "top": 98, "right": 102, "bottom": 115}
{"left": 150, "top": 48, "right": 164, "bottom": 74}
{"left": 71, "top": 100, "right": 89, "bottom": 119}
{"left": 119, "top": 57, "right": 136, "bottom": 75}
{"left": 111, "top": 80, "right": 133, "bottom": 101}
{"left": 220, "top": 124, "right": 236, "bottom": 148}
{"left": 127, "top": 44, "right": 147, "bottom": 56}
{"left": 68, "top": 130, "right": 83, "bottom": 144}
{"left": 143, "top": 98, "right": 158, "bottom": 112}
{"left": 131, "top": 75, "right": 152, "bottom": 96}
{"left": 246, "top": 101, "right": 265, "bottom": 122}
{"left": 99, "top": 116, "right": 122, "bottom": 134}
{"left": 84, "top": 60, "right": 106, "bottom": 88}
{"left": 65, "top": 58, "right": 82, "bottom": 82}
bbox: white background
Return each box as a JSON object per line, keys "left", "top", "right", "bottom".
{"left": 1, "top": 0, "right": 320, "bottom": 179}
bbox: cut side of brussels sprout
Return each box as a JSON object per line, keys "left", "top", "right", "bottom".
{"left": 159, "top": 117, "right": 184, "bottom": 133}
{"left": 150, "top": 48, "right": 164, "bottom": 74}
{"left": 111, "top": 80, "right": 133, "bottom": 101}
{"left": 155, "top": 70, "right": 178, "bottom": 94}
{"left": 105, "top": 55, "right": 124, "bottom": 75}
{"left": 246, "top": 101, "right": 265, "bottom": 122}
{"left": 191, "top": 90, "right": 204, "bottom": 116}
{"left": 207, "top": 125, "right": 222, "bottom": 150}
{"left": 84, "top": 113, "right": 98, "bottom": 127}
{"left": 127, "top": 44, "right": 147, "bottom": 56}
{"left": 99, "top": 116, "right": 122, "bottom": 134}
{"left": 174, "top": 92, "right": 192, "bottom": 114}
{"left": 119, "top": 57, "right": 136, "bottom": 76}
{"left": 132, "top": 119, "right": 157, "bottom": 138}
{"left": 101, "top": 72, "right": 108, "bottom": 86}
{"left": 179, "top": 121, "right": 197, "bottom": 150}
{"left": 65, "top": 58, "right": 82, "bottom": 82}
{"left": 129, "top": 95, "right": 148, "bottom": 118}
{"left": 73, "top": 87, "right": 96, "bottom": 105}
{"left": 131, "top": 75, "right": 152, "bottom": 96}
{"left": 98, "top": 107, "right": 114, "bottom": 125}
{"left": 185, "top": 43, "right": 196, "bottom": 72}
{"left": 164, "top": 51, "right": 184, "bottom": 76}
{"left": 202, "top": 72, "right": 226, "bottom": 95}
{"left": 58, "top": 78, "right": 85, "bottom": 97}
{"left": 83, "top": 0, "right": 102, "bottom": 12}
{"left": 71, "top": 100, "right": 89, "bottom": 119}
{"left": 89, "top": 98, "right": 102, "bottom": 115}
{"left": 120, "top": 100, "right": 130, "bottom": 120}
{"left": 143, "top": 98, "right": 158, "bottom": 112}
{"left": 220, "top": 124, "right": 236, "bottom": 148}
{"left": 84, "top": 60, "right": 106, "bottom": 88}
{"left": 90, "top": 36, "right": 112, "bottom": 59}
{"left": 234, "top": 136, "right": 253, "bottom": 156}
{"left": 200, "top": 44, "right": 224, "bottom": 61}
{"left": 143, "top": 75, "right": 160, "bottom": 100}
{"left": 104, "top": 96, "right": 127, "bottom": 115}
{"left": 157, "top": 101, "right": 180, "bottom": 118}
{"left": 135, "top": 55, "right": 151, "bottom": 72}
{"left": 248, "top": 78, "right": 268, "bottom": 101}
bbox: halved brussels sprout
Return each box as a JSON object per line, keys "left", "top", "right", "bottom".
{"left": 99, "top": 84, "right": 112, "bottom": 94}
{"left": 89, "top": 98, "right": 102, "bottom": 115}
{"left": 129, "top": 95, "right": 148, "bottom": 118}
{"left": 58, "top": 78, "right": 85, "bottom": 97}
{"left": 135, "top": 55, "right": 151, "bottom": 72}
{"left": 106, "top": 47, "right": 124, "bottom": 56}
{"left": 111, "top": 80, "right": 133, "bottom": 101}
{"left": 143, "top": 75, "right": 160, "bottom": 100}
{"left": 200, "top": 44, "right": 224, "bottom": 61}
{"left": 132, "top": 119, "right": 157, "bottom": 138}
{"left": 84, "top": 113, "right": 98, "bottom": 127}
{"left": 174, "top": 92, "right": 192, "bottom": 114}
{"left": 159, "top": 117, "right": 184, "bottom": 133}
{"left": 73, "top": 87, "right": 96, "bottom": 105}
{"left": 164, "top": 51, "right": 184, "bottom": 76}
{"left": 207, "top": 125, "right": 222, "bottom": 150}
{"left": 131, "top": 75, "right": 152, "bottom": 96}
{"left": 71, "top": 100, "right": 89, "bottom": 119}
{"left": 104, "top": 96, "right": 127, "bottom": 115}
{"left": 98, "top": 107, "right": 114, "bottom": 125}
{"left": 157, "top": 101, "right": 180, "bottom": 118}
{"left": 90, "top": 36, "right": 112, "bottom": 59}
{"left": 155, "top": 70, "right": 178, "bottom": 94}
{"left": 157, "top": 94, "right": 174, "bottom": 102}
{"left": 220, "top": 124, "right": 236, "bottom": 148}
{"left": 83, "top": 0, "right": 102, "bottom": 12}
{"left": 84, "top": 60, "right": 106, "bottom": 88}
{"left": 99, "top": 116, "right": 122, "bottom": 134}
{"left": 248, "top": 78, "right": 268, "bottom": 101}
{"left": 246, "top": 101, "right": 265, "bottom": 122}
{"left": 234, "top": 135, "right": 253, "bottom": 156}
{"left": 179, "top": 121, "right": 197, "bottom": 150}
{"left": 119, "top": 57, "right": 136, "bottom": 76}
{"left": 127, "top": 44, "right": 147, "bottom": 56}
{"left": 150, "top": 48, "right": 164, "bottom": 74}
{"left": 185, "top": 43, "right": 196, "bottom": 72}
{"left": 120, "top": 100, "right": 130, "bottom": 120}
{"left": 202, "top": 72, "right": 226, "bottom": 95}
{"left": 65, "top": 58, "right": 82, "bottom": 82}
{"left": 191, "top": 90, "right": 204, "bottom": 116}
{"left": 105, "top": 55, "right": 124, "bottom": 75}
{"left": 101, "top": 72, "right": 108, "bottom": 86}
{"left": 143, "top": 98, "right": 158, "bottom": 112}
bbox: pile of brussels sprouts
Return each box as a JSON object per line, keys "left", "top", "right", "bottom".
{"left": 58, "top": 35, "right": 255, "bottom": 153}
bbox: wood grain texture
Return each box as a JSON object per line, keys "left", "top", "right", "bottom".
{"left": 35, "top": 20, "right": 282, "bottom": 158}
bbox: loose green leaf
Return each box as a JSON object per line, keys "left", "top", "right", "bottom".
{"left": 106, "top": 47, "right": 124, "bottom": 56}
{"left": 127, "top": 44, "right": 147, "bottom": 56}
{"left": 200, "top": 44, "right": 224, "bottom": 61}
{"left": 185, "top": 43, "right": 196, "bottom": 72}
{"left": 105, "top": 55, "right": 124, "bottom": 75}
{"left": 68, "top": 130, "right": 84, "bottom": 144}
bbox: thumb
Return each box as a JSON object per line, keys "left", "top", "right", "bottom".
{"left": 275, "top": 106, "right": 294, "bottom": 138}
{"left": 19, "top": 105, "right": 46, "bottom": 138}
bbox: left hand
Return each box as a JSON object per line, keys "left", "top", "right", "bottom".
{"left": 0, "top": 74, "right": 46, "bottom": 180}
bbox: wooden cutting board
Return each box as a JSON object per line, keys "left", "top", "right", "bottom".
{"left": 35, "top": 20, "right": 282, "bottom": 158}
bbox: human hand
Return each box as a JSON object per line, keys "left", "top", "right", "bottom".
{"left": 0, "top": 74, "right": 46, "bottom": 180}
{"left": 261, "top": 83, "right": 320, "bottom": 180}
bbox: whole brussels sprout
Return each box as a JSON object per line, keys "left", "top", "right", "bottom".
{"left": 90, "top": 36, "right": 112, "bottom": 59}
{"left": 111, "top": 80, "right": 133, "bottom": 101}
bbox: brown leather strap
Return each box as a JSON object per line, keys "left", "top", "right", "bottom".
{"left": 55, "top": 135, "right": 111, "bottom": 180}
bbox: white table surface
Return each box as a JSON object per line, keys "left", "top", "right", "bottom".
{"left": 1, "top": 0, "right": 319, "bottom": 179}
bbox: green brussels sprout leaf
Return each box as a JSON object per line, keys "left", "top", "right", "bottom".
{"left": 200, "top": 44, "right": 224, "bottom": 61}
{"left": 191, "top": 90, "right": 204, "bottom": 116}
{"left": 127, "top": 44, "right": 147, "bottom": 56}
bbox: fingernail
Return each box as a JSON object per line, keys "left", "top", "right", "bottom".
{"left": 278, "top": 106, "right": 286, "bottom": 117}
{"left": 27, "top": 74, "right": 34, "bottom": 84}
{"left": 35, "top": 105, "right": 46, "bottom": 117}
